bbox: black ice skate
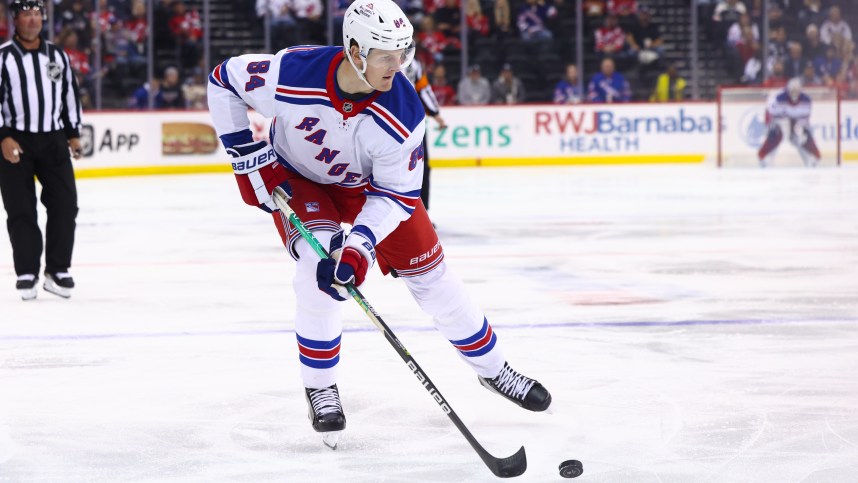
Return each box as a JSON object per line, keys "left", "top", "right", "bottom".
{"left": 479, "top": 362, "right": 552, "bottom": 412}
{"left": 16, "top": 274, "right": 38, "bottom": 301}
{"left": 305, "top": 384, "right": 346, "bottom": 449}
{"left": 43, "top": 272, "right": 74, "bottom": 299}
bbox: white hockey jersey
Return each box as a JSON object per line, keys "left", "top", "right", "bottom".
{"left": 208, "top": 46, "right": 427, "bottom": 246}
{"left": 766, "top": 90, "right": 811, "bottom": 126}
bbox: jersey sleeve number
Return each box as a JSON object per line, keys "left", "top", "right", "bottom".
{"left": 245, "top": 61, "right": 271, "bottom": 92}
{"left": 408, "top": 144, "right": 425, "bottom": 171}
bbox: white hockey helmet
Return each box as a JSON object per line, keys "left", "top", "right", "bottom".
{"left": 787, "top": 78, "right": 802, "bottom": 102}
{"left": 342, "top": 0, "right": 415, "bottom": 88}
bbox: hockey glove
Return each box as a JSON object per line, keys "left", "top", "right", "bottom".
{"left": 317, "top": 228, "right": 376, "bottom": 301}
{"left": 228, "top": 139, "right": 291, "bottom": 212}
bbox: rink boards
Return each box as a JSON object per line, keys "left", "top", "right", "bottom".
{"left": 73, "top": 101, "right": 858, "bottom": 177}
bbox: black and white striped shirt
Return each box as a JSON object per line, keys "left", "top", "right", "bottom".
{"left": 0, "top": 36, "right": 82, "bottom": 140}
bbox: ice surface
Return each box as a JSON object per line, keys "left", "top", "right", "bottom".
{"left": 1, "top": 165, "right": 857, "bottom": 482}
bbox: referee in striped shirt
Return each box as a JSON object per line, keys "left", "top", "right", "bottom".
{"left": 0, "top": 0, "right": 82, "bottom": 300}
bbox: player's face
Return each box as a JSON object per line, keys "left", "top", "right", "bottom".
{"left": 364, "top": 48, "right": 407, "bottom": 91}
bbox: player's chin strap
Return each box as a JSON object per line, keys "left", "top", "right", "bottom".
{"left": 345, "top": 49, "right": 377, "bottom": 91}
{"left": 271, "top": 187, "right": 527, "bottom": 478}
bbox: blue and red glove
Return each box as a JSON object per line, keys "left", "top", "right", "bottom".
{"left": 223, "top": 132, "right": 291, "bottom": 212}
{"left": 317, "top": 228, "right": 376, "bottom": 301}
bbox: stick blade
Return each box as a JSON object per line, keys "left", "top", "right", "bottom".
{"left": 483, "top": 446, "right": 527, "bottom": 478}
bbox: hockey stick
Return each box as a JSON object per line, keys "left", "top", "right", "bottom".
{"left": 271, "top": 187, "right": 527, "bottom": 478}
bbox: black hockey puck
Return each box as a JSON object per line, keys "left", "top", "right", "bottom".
{"left": 559, "top": 459, "right": 583, "bottom": 478}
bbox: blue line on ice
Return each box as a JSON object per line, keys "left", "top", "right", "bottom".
{"left": 2, "top": 317, "right": 857, "bottom": 342}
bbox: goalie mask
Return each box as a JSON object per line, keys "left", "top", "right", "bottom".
{"left": 342, "top": 0, "right": 415, "bottom": 90}
{"left": 9, "top": 0, "right": 47, "bottom": 20}
{"left": 787, "top": 78, "right": 802, "bottom": 103}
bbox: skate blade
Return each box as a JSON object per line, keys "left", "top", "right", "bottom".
{"left": 322, "top": 431, "right": 342, "bottom": 450}
{"left": 19, "top": 288, "right": 37, "bottom": 301}
{"left": 43, "top": 281, "right": 71, "bottom": 299}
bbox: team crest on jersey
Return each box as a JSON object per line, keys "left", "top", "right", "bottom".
{"left": 305, "top": 202, "right": 320, "bottom": 213}
{"left": 343, "top": 102, "right": 353, "bottom": 113}
{"left": 46, "top": 62, "right": 63, "bottom": 83}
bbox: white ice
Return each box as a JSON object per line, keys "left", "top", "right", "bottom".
{"left": 1, "top": 165, "right": 857, "bottom": 482}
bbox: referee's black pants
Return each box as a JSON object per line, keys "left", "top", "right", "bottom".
{"left": 0, "top": 131, "right": 78, "bottom": 277}
{"left": 420, "top": 132, "right": 431, "bottom": 210}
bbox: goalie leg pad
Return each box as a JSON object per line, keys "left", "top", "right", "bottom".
{"left": 757, "top": 124, "right": 783, "bottom": 162}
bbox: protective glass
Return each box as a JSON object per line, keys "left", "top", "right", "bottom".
{"left": 365, "top": 42, "right": 416, "bottom": 71}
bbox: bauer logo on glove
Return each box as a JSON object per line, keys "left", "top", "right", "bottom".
{"left": 229, "top": 146, "right": 277, "bottom": 174}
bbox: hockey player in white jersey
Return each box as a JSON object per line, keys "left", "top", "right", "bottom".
{"left": 207, "top": 0, "right": 551, "bottom": 449}
{"left": 757, "top": 78, "right": 821, "bottom": 167}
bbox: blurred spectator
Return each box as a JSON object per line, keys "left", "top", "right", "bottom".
{"left": 588, "top": 58, "right": 631, "bottom": 103}
{"left": 457, "top": 65, "right": 491, "bottom": 105}
{"left": 56, "top": 0, "right": 93, "bottom": 48}
{"left": 110, "top": 19, "right": 146, "bottom": 75}
{"left": 711, "top": 0, "right": 746, "bottom": 42}
{"left": 465, "top": 0, "right": 489, "bottom": 38}
{"left": 491, "top": 63, "right": 526, "bottom": 104}
{"left": 434, "top": 0, "right": 462, "bottom": 39}
{"left": 169, "top": 0, "right": 203, "bottom": 71}
{"left": 257, "top": 0, "right": 300, "bottom": 47}
{"left": 627, "top": 7, "right": 663, "bottom": 69}
{"left": 58, "top": 27, "right": 92, "bottom": 108}
{"left": 830, "top": 31, "right": 851, "bottom": 57}
{"left": 820, "top": 5, "right": 852, "bottom": 46}
{"left": 798, "top": 61, "right": 822, "bottom": 86}
{"left": 727, "top": 13, "right": 758, "bottom": 49}
{"left": 762, "top": 59, "right": 788, "bottom": 87}
{"left": 517, "top": 0, "right": 556, "bottom": 43}
{"left": 712, "top": 0, "right": 746, "bottom": 23}
{"left": 431, "top": 64, "right": 457, "bottom": 106}
{"left": 494, "top": 0, "right": 512, "bottom": 39}
{"left": 766, "top": 23, "right": 788, "bottom": 75}
{"left": 417, "top": 17, "right": 457, "bottom": 65}
{"left": 732, "top": 24, "right": 761, "bottom": 80}
{"left": 649, "top": 63, "right": 686, "bottom": 102}
{"left": 58, "top": 28, "right": 91, "bottom": 78}
{"left": 0, "top": 3, "right": 9, "bottom": 41}
{"left": 155, "top": 67, "right": 185, "bottom": 108}
{"left": 109, "top": 0, "right": 135, "bottom": 19}
{"left": 582, "top": 0, "right": 605, "bottom": 17}
{"left": 814, "top": 43, "right": 842, "bottom": 85}
{"left": 784, "top": 42, "right": 805, "bottom": 78}
{"left": 183, "top": 72, "right": 208, "bottom": 109}
{"left": 553, "top": 64, "right": 582, "bottom": 104}
{"left": 741, "top": 53, "right": 762, "bottom": 83}
{"left": 130, "top": 79, "right": 158, "bottom": 109}
{"left": 292, "top": 0, "right": 326, "bottom": 45}
{"left": 96, "top": 0, "right": 117, "bottom": 35}
{"left": 797, "top": 0, "right": 826, "bottom": 34}
{"left": 607, "top": 0, "right": 637, "bottom": 18}
{"left": 424, "top": 0, "right": 445, "bottom": 14}
{"left": 595, "top": 14, "right": 627, "bottom": 59}
{"left": 126, "top": 1, "right": 148, "bottom": 48}
{"left": 804, "top": 24, "right": 826, "bottom": 62}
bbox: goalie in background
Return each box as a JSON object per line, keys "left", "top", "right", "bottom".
{"left": 757, "top": 78, "right": 821, "bottom": 167}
